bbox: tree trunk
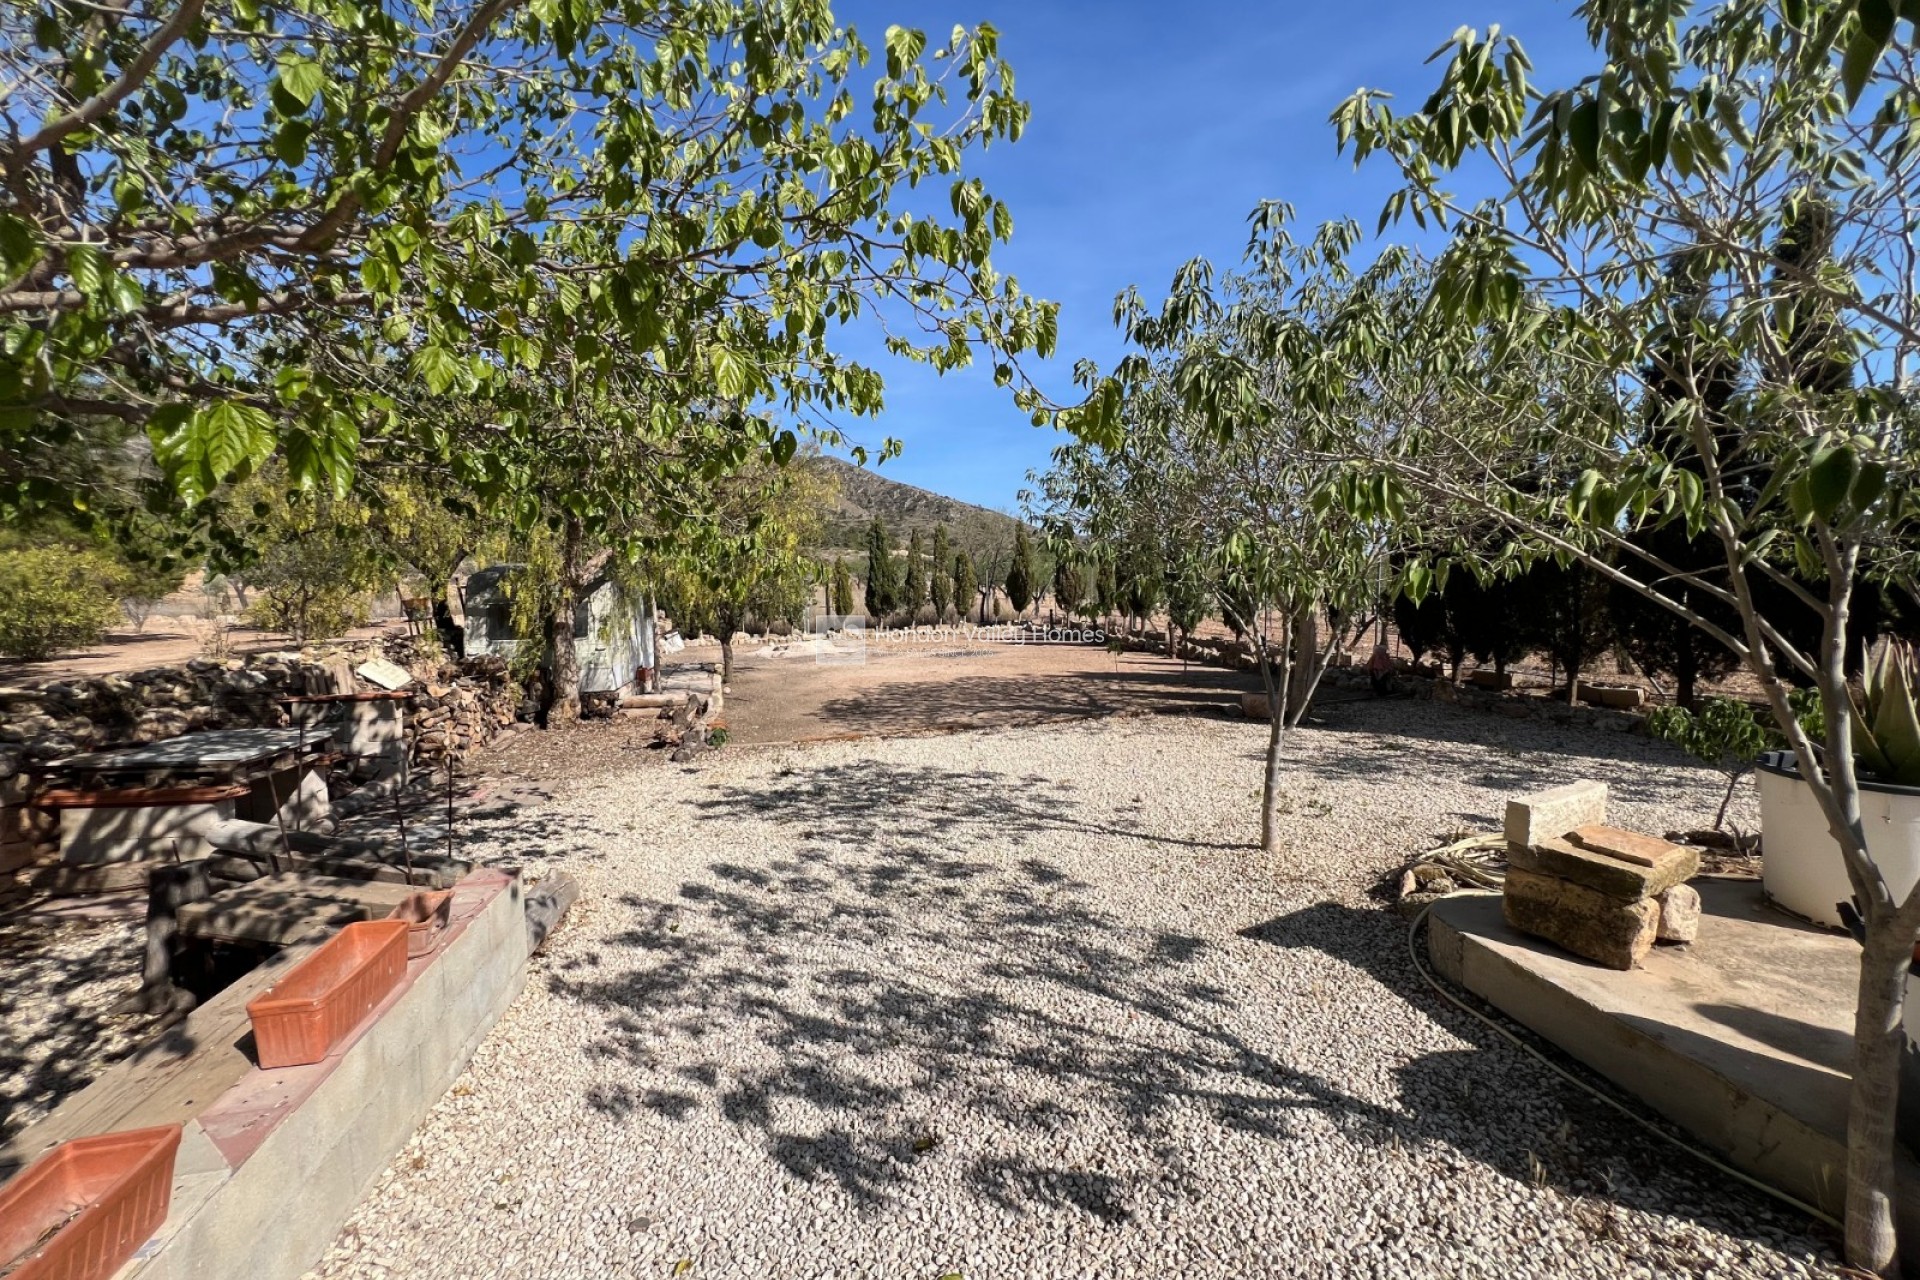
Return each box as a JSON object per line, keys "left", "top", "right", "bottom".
{"left": 720, "top": 637, "right": 734, "bottom": 683}
{"left": 1256, "top": 628, "right": 1293, "bottom": 855}
{"left": 1847, "top": 915, "right": 1912, "bottom": 1275}
{"left": 546, "top": 514, "right": 584, "bottom": 724}
{"left": 1566, "top": 653, "right": 1581, "bottom": 707}
{"left": 1286, "top": 604, "right": 1318, "bottom": 722}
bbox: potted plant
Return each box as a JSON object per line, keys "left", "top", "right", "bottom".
{"left": 1759, "top": 641, "right": 1920, "bottom": 928}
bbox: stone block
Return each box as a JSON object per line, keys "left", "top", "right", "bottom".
{"left": 1657, "top": 883, "right": 1702, "bottom": 943}
{"left": 1504, "top": 780, "right": 1608, "bottom": 849}
{"left": 1502, "top": 867, "right": 1660, "bottom": 970}
{"left": 1511, "top": 835, "right": 1697, "bottom": 900}
{"left": 1567, "top": 824, "right": 1688, "bottom": 869}
{"left": 1469, "top": 670, "right": 1516, "bottom": 691}
{"left": 1578, "top": 681, "right": 1647, "bottom": 710}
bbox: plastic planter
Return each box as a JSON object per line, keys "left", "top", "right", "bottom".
{"left": 0, "top": 1125, "right": 181, "bottom": 1280}
{"left": 247, "top": 919, "right": 409, "bottom": 1069}
{"left": 388, "top": 889, "right": 454, "bottom": 959}
{"left": 1757, "top": 751, "right": 1920, "bottom": 928}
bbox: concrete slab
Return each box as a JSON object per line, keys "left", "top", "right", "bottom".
{"left": 1429, "top": 880, "right": 1920, "bottom": 1242}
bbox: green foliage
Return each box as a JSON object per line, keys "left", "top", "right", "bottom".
{"left": 1854, "top": 641, "right": 1920, "bottom": 786}
{"left": 929, "top": 525, "right": 953, "bottom": 618}
{"left": 829, "top": 557, "right": 855, "bottom": 617}
{"left": 1165, "top": 558, "right": 1208, "bottom": 637}
{"left": 1649, "top": 698, "right": 1776, "bottom": 774}
{"left": 903, "top": 530, "right": 928, "bottom": 614}
{"left": 240, "top": 490, "right": 387, "bottom": 643}
{"left": 863, "top": 518, "right": 899, "bottom": 618}
{"left": 1051, "top": 554, "right": 1084, "bottom": 618}
{"left": 1005, "top": 525, "right": 1036, "bottom": 616}
{"left": 952, "top": 551, "right": 979, "bottom": 621}
{"left": 2, "top": 2, "right": 1061, "bottom": 522}
{"left": 707, "top": 727, "right": 731, "bottom": 749}
{"left": 0, "top": 545, "right": 128, "bottom": 660}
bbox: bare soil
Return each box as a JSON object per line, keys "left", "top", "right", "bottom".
{"left": 686, "top": 633, "right": 1279, "bottom": 746}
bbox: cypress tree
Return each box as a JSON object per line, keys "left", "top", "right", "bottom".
{"left": 903, "top": 529, "right": 927, "bottom": 616}
{"left": 953, "top": 551, "right": 979, "bottom": 624}
{"left": 1005, "top": 525, "right": 1036, "bottom": 617}
{"left": 1052, "top": 554, "right": 1084, "bottom": 618}
{"left": 863, "top": 517, "right": 898, "bottom": 618}
{"left": 829, "top": 557, "right": 854, "bottom": 617}
{"left": 929, "top": 525, "right": 953, "bottom": 619}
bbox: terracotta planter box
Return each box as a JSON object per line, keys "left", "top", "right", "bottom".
{"left": 388, "top": 889, "right": 454, "bottom": 959}
{"left": 0, "top": 1125, "right": 181, "bottom": 1280}
{"left": 247, "top": 920, "right": 409, "bottom": 1069}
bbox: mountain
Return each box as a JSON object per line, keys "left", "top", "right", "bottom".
{"left": 816, "top": 456, "right": 1023, "bottom": 552}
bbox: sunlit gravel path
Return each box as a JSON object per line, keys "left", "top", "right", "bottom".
{"left": 308, "top": 703, "right": 1840, "bottom": 1280}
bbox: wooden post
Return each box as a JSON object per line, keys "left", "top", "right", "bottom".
{"left": 125, "top": 861, "right": 213, "bottom": 1015}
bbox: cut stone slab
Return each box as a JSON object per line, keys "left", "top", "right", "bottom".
{"left": 1567, "top": 823, "right": 1688, "bottom": 869}
{"left": 1502, "top": 867, "right": 1660, "bottom": 970}
{"left": 1504, "top": 780, "right": 1608, "bottom": 849}
{"left": 355, "top": 659, "right": 413, "bottom": 691}
{"left": 1511, "top": 835, "right": 1698, "bottom": 900}
{"left": 1657, "top": 883, "right": 1702, "bottom": 943}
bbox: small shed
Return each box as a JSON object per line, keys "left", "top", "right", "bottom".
{"left": 462, "top": 565, "right": 657, "bottom": 694}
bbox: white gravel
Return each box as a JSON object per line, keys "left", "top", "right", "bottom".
{"left": 0, "top": 903, "right": 158, "bottom": 1145}
{"left": 308, "top": 700, "right": 1839, "bottom": 1279}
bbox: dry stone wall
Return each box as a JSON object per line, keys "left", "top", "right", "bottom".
{"left": 0, "top": 641, "right": 526, "bottom": 873}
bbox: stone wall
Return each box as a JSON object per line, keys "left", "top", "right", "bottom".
{"left": 0, "top": 641, "right": 527, "bottom": 872}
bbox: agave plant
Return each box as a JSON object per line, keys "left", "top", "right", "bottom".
{"left": 1852, "top": 640, "right": 1920, "bottom": 786}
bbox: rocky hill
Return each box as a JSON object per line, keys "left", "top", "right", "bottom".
{"left": 817, "top": 456, "right": 1021, "bottom": 551}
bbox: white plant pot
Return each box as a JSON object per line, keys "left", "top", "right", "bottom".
{"left": 1758, "top": 752, "right": 1920, "bottom": 928}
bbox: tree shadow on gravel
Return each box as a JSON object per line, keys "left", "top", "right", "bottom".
{"left": 1240, "top": 901, "right": 1841, "bottom": 1266}
{"left": 544, "top": 758, "right": 1404, "bottom": 1220}
{"left": 1271, "top": 698, "right": 1721, "bottom": 817}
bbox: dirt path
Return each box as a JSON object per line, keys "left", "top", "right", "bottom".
{"left": 683, "top": 636, "right": 1273, "bottom": 745}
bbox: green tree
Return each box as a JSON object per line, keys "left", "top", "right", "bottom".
{"left": 952, "top": 551, "right": 979, "bottom": 624}
{"left": 655, "top": 458, "right": 833, "bottom": 681}
{"left": 903, "top": 529, "right": 928, "bottom": 618}
{"left": 830, "top": 557, "right": 855, "bottom": 618}
{"left": 0, "top": 545, "right": 128, "bottom": 660}
{"left": 929, "top": 525, "right": 953, "bottom": 619}
{"left": 1004, "top": 525, "right": 1036, "bottom": 617}
{"left": 1303, "top": 9, "right": 1920, "bottom": 1266}
{"left": 1051, "top": 554, "right": 1084, "bottom": 620}
{"left": 0, "top": 3, "right": 1060, "bottom": 519}
{"left": 1164, "top": 556, "right": 1209, "bottom": 659}
{"left": 238, "top": 488, "right": 387, "bottom": 643}
{"left": 863, "top": 517, "right": 899, "bottom": 619}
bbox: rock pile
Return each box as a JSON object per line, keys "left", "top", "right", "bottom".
{"left": 1501, "top": 781, "right": 1701, "bottom": 970}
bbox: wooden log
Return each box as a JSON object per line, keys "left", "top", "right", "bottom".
{"left": 524, "top": 871, "right": 578, "bottom": 955}
{"left": 616, "top": 692, "right": 685, "bottom": 710}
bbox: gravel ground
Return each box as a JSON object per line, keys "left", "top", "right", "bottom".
{"left": 307, "top": 699, "right": 1837, "bottom": 1279}
{"left": 0, "top": 900, "right": 162, "bottom": 1145}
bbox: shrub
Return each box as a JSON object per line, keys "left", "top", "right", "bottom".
{"left": 0, "top": 546, "right": 129, "bottom": 659}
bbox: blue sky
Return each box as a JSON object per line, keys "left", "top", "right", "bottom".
{"left": 824, "top": 0, "right": 1601, "bottom": 509}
